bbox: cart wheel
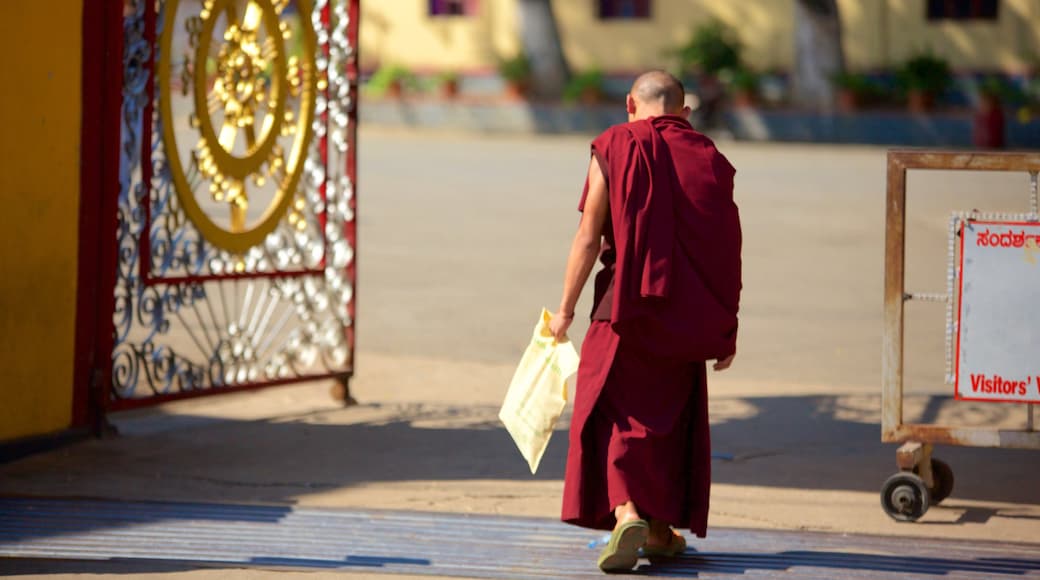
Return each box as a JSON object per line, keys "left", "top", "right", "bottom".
{"left": 928, "top": 459, "right": 954, "bottom": 504}
{"left": 881, "top": 472, "right": 931, "bottom": 522}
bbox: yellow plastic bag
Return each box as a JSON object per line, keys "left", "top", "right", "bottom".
{"left": 499, "top": 308, "right": 580, "bottom": 474}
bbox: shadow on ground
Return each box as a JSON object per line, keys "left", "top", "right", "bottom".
{"left": 3, "top": 498, "right": 1040, "bottom": 578}
{"left": 2, "top": 394, "right": 1037, "bottom": 505}
{"left": 6, "top": 551, "right": 1040, "bottom": 578}
{"left": 0, "top": 556, "right": 433, "bottom": 577}
{"left": 642, "top": 549, "right": 1040, "bottom": 577}
{"left": 1, "top": 559, "right": 205, "bottom": 576}
{"left": 3, "top": 390, "right": 1040, "bottom": 578}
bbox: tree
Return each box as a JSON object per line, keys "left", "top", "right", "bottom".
{"left": 793, "top": 0, "right": 845, "bottom": 110}
{"left": 516, "top": 0, "right": 570, "bottom": 99}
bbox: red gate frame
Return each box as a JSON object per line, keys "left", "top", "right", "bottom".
{"left": 73, "top": 0, "right": 124, "bottom": 431}
{"left": 73, "top": 0, "right": 359, "bottom": 427}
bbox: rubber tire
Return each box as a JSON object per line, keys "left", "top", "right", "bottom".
{"left": 928, "top": 459, "right": 954, "bottom": 504}
{"left": 881, "top": 472, "right": 931, "bottom": 522}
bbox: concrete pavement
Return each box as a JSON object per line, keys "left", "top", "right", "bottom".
{"left": 2, "top": 128, "right": 1039, "bottom": 577}
{"left": 5, "top": 497, "right": 1040, "bottom": 579}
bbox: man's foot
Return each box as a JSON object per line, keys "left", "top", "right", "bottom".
{"left": 642, "top": 520, "right": 687, "bottom": 558}
{"left": 597, "top": 502, "right": 648, "bottom": 572}
{"left": 646, "top": 519, "right": 672, "bottom": 547}
{"left": 597, "top": 519, "right": 648, "bottom": 572}
{"left": 613, "top": 501, "right": 641, "bottom": 526}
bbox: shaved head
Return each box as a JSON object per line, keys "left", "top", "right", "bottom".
{"left": 630, "top": 70, "right": 686, "bottom": 114}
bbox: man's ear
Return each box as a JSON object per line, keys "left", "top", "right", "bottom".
{"left": 681, "top": 105, "right": 693, "bottom": 120}
{"left": 626, "top": 94, "right": 637, "bottom": 115}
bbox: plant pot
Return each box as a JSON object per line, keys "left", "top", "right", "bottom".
{"left": 440, "top": 80, "right": 459, "bottom": 100}
{"left": 579, "top": 87, "right": 603, "bottom": 105}
{"left": 973, "top": 95, "right": 1005, "bottom": 149}
{"left": 696, "top": 72, "right": 723, "bottom": 97}
{"left": 837, "top": 88, "right": 860, "bottom": 113}
{"left": 908, "top": 89, "right": 934, "bottom": 113}
{"left": 385, "top": 80, "right": 404, "bottom": 100}
{"left": 731, "top": 89, "right": 756, "bottom": 109}
{"left": 504, "top": 80, "right": 528, "bottom": 101}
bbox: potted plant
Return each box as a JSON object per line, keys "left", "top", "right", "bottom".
{"left": 437, "top": 71, "right": 460, "bottom": 100}
{"left": 974, "top": 76, "right": 1012, "bottom": 149}
{"left": 832, "top": 72, "right": 878, "bottom": 112}
{"left": 366, "top": 65, "right": 415, "bottom": 99}
{"left": 672, "top": 21, "right": 743, "bottom": 117}
{"left": 498, "top": 53, "right": 531, "bottom": 100}
{"left": 724, "top": 66, "right": 759, "bottom": 108}
{"left": 673, "top": 20, "right": 742, "bottom": 79}
{"left": 563, "top": 69, "right": 606, "bottom": 105}
{"left": 832, "top": 73, "right": 862, "bottom": 112}
{"left": 978, "top": 76, "right": 1010, "bottom": 109}
{"left": 897, "top": 51, "right": 952, "bottom": 113}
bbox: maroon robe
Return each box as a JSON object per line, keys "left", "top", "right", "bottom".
{"left": 561, "top": 116, "right": 741, "bottom": 537}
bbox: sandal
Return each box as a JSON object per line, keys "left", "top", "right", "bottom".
{"left": 641, "top": 529, "right": 687, "bottom": 558}
{"left": 597, "top": 519, "right": 649, "bottom": 572}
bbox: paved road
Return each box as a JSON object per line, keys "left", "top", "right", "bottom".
{"left": 355, "top": 128, "right": 1036, "bottom": 393}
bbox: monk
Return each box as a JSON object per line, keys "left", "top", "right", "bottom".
{"left": 549, "top": 70, "right": 742, "bottom": 573}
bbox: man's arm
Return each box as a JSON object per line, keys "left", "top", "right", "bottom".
{"left": 549, "top": 156, "right": 609, "bottom": 342}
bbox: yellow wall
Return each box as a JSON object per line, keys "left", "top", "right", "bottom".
{"left": 554, "top": 0, "right": 794, "bottom": 73}
{"left": 0, "top": 1, "right": 82, "bottom": 441}
{"left": 361, "top": 0, "right": 520, "bottom": 71}
{"left": 872, "top": 0, "right": 1040, "bottom": 72}
{"left": 360, "top": 0, "right": 1040, "bottom": 74}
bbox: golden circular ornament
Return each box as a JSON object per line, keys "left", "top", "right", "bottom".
{"left": 158, "top": 0, "right": 317, "bottom": 254}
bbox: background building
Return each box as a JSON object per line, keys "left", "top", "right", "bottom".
{"left": 361, "top": 0, "right": 1040, "bottom": 75}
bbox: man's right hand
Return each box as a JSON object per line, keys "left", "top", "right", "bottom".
{"left": 713, "top": 353, "right": 735, "bottom": 371}
{"left": 549, "top": 311, "right": 574, "bottom": 343}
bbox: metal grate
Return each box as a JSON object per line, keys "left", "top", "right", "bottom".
{"left": 1, "top": 498, "right": 1040, "bottom": 578}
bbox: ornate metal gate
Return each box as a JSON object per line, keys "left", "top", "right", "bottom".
{"left": 97, "top": 0, "right": 358, "bottom": 413}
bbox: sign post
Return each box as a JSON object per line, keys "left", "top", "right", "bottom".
{"left": 956, "top": 221, "right": 1040, "bottom": 404}
{"left": 881, "top": 150, "right": 1040, "bottom": 523}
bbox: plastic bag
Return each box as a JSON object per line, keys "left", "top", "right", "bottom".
{"left": 499, "top": 308, "right": 581, "bottom": 474}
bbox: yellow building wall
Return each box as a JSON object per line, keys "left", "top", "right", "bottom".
{"left": 361, "top": 0, "right": 520, "bottom": 71}
{"left": 555, "top": 0, "right": 794, "bottom": 73}
{"left": 359, "top": 0, "right": 794, "bottom": 72}
{"left": 874, "top": 0, "right": 1040, "bottom": 72}
{"left": 360, "top": 0, "right": 1040, "bottom": 74}
{"left": 0, "top": 1, "right": 82, "bottom": 441}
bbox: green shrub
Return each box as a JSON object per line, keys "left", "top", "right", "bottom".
{"left": 673, "top": 20, "right": 742, "bottom": 76}
{"left": 563, "top": 69, "right": 605, "bottom": 103}
{"left": 833, "top": 72, "right": 870, "bottom": 92}
{"left": 832, "top": 71, "right": 888, "bottom": 102}
{"left": 498, "top": 53, "right": 531, "bottom": 84}
{"left": 366, "top": 65, "right": 416, "bottom": 94}
{"left": 978, "top": 75, "right": 1027, "bottom": 104}
{"left": 436, "top": 70, "right": 459, "bottom": 85}
{"left": 897, "top": 51, "right": 952, "bottom": 95}
{"left": 725, "top": 66, "right": 759, "bottom": 93}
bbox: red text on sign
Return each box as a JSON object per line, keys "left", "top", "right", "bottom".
{"left": 969, "top": 374, "right": 1037, "bottom": 396}
{"left": 975, "top": 228, "right": 1040, "bottom": 248}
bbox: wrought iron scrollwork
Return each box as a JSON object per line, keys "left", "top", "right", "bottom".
{"left": 112, "top": 0, "right": 355, "bottom": 404}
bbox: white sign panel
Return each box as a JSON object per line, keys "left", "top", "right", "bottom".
{"left": 956, "top": 221, "right": 1040, "bottom": 403}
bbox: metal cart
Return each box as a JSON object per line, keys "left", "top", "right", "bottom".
{"left": 882, "top": 150, "right": 1040, "bottom": 521}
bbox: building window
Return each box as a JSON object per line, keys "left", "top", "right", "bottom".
{"left": 430, "top": 0, "right": 478, "bottom": 17}
{"left": 926, "top": 0, "right": 998, "bottom": 20}
{"left": 598, "top": 0, "right": 651, "bottom": 20}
